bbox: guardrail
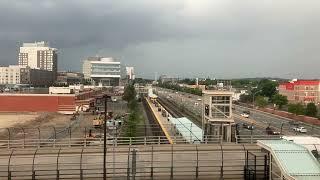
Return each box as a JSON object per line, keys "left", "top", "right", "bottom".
{"left": 0, "top": 134, "right": 286, "bottom": 149}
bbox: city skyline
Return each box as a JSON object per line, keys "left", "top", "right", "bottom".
{"left": 0, "top": 1, "right": 320, "bottom": 79}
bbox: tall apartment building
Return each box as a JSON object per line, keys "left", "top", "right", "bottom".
{"left": 279, "top": 79, "right": 320, "bottom": 105}
{"left": 18, "top": 41, "right": 58, "bottom": 79}
{"left": 0, "top": 65, "right": 54, "bottom": 86}
{"left": 83, "top": 57, "right": 121, "bottom": 86}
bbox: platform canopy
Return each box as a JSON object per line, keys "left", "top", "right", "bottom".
{"left": 258, "top": 140, "right": 320, "bottom": 180}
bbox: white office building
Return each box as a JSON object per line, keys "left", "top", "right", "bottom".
{"left": 18, "top": 41, "right": 58, "bottom": 79}
{"left": 83, "top": 57, "right": 121, "bottom": 86}
{"left": 126, "top": 67, "right": 135, "bottom": 80}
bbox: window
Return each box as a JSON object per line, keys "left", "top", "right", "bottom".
{"left": 211, "top": 105, "right": 230, "bottom": 118}
{"left": 212, "top": 96, "right": 230, "bottom": 104}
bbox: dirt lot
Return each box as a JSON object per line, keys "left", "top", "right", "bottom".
{"left": 0, "top": 113, "right": 39, "bottom": 129}
{"left": 0, "top": 112, "right": 73, "bottom": 139}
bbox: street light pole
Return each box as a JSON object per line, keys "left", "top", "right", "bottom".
{"left": 252, "top": 90, "right": 262, "bottom": 109}
{"left": 103, "top": 95, "right": 110, "bottom": 180}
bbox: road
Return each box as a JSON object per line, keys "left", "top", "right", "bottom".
{"left": 155, "top": 87, "right": 320, "bottom": 136}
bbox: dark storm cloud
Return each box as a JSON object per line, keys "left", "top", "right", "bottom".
{"left": 0, "top": 0, "right": 320, "bottom": 78}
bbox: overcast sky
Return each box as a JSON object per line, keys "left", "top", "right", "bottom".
{"left": 0, "top": 0, "right": 320, "bottom": 79}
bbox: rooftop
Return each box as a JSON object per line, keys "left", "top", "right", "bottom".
{"left": 258, "top": 140, "right": 320, "bottom": 180}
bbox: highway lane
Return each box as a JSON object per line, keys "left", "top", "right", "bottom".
{"left": 235, "top": 105, "right": 320, "bottom": 136}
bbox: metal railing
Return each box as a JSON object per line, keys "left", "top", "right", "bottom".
{"left": 0, "top": 134, "right": 286, "bottom": 149}
{"left": 0, "top": 144, "right": 262, "bottom": 180}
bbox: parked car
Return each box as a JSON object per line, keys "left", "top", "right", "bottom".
{"left": 240, "top": 113, "right": 249, "bottom": 118}
{"left": 293, "top": 127, "right": 307, "bottom": 133}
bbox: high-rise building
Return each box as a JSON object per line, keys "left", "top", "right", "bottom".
{"left": 126, "top": 67, "right": 135, "bottom": 80}
{"left": 18, "top": 41, "right": 58, "bottom": 79}
{"left": 82, "top": 57, "right": 121, "bottom": 86}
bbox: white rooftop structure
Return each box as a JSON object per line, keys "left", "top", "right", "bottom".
{"left": 258, "top": 140, "right": 320, "bottom": 180}
{"left": 169, "top": 117, "right": 202, "bottom": 143}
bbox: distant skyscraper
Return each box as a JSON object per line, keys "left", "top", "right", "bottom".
{"left": 126, "top": 67, "right": 135, "bottom": 80}
{"left": 18, "top": 41, "right": 58, "bottom": 79}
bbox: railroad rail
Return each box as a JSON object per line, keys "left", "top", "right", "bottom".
{"left": 157, "top": 97, "right": 202, "bottom": 127}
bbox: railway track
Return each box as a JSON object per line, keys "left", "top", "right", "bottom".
{"left": 157, "top": 97, "right": 202, "bottom": 127}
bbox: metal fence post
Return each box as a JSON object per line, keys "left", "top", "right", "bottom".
{"left": 170, "top": 145, "right": 173, "bottom": 180}
{"left": 21, "top": 128, "right": 25, "bottom": 148}
{"left": 32, "top": 171, "right": 36, "bottom": 180}
{"left": 132, "top": 149, "right": 137, "bottom": 180}
{"left": 7, "top": 149, "right": 14, "bottom": 180}
{"left": 127, "top": 147, "right": 131, "bottom": 180}
{"left": 196, "top": 145, "right": 199, "bottom": 179}
{"left": 56, "top": 170, "right": 59, "bottom": 180}
{"left": 220, "top": 144, "right": 224, "bottom": 179}
{"left": 69, "top": 126, "right": 72, "bottom": 147}
{"left": 32, "top": 149, "right": 39, "bottom": 180}
{"left": 151, "top": 146, "right": 154, "bottom": 179}
{"left": 37, "top": 128, "right": 41, "bottom": 148}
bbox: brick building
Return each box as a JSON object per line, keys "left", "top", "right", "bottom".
{"left": 278, "top": 80, "right": 320, "bottom": 105}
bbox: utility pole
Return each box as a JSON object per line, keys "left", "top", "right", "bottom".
{"left": 252, "top": 90, "right": 262, "bottom": 109}
{"left": 103, "top": 95, "right": 110, "bottom": 180}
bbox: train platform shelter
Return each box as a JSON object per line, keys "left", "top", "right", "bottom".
{"left": 257, "top": 139, "right": 320, "bottom": 180}
{"left": 168, "top": 117, "right": 202, "bottom": 144}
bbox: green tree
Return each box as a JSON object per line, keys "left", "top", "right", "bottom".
{"left": 255, "top": 96, "right": 268, "bottom": 108}
{"left": 239, "top": 94, "right": 252, "bottom": 103}
{"left": 271, "top": 94, "right": 288, "bottom": 109}
{"left": 259, "top": 79, "right": 278, "bottom": 98}
{"left": 305, "top": 103, "right": 318, "bottom": 117}
{"left": 122, "top": 84, "right": 136, "bottom": 102}
{"left": 288, "top": 103, "right": 305, "bottom": 115}
{"left": 125, "top": 111, "right": 138, "bottom": 137}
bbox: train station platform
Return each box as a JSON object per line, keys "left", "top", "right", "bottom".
{"left": 145, "top": 97, "right": 174, "bottom": 144}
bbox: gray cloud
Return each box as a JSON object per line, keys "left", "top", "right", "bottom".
{"left": 0, "top": 0, "right": 320, "bottom": 79}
